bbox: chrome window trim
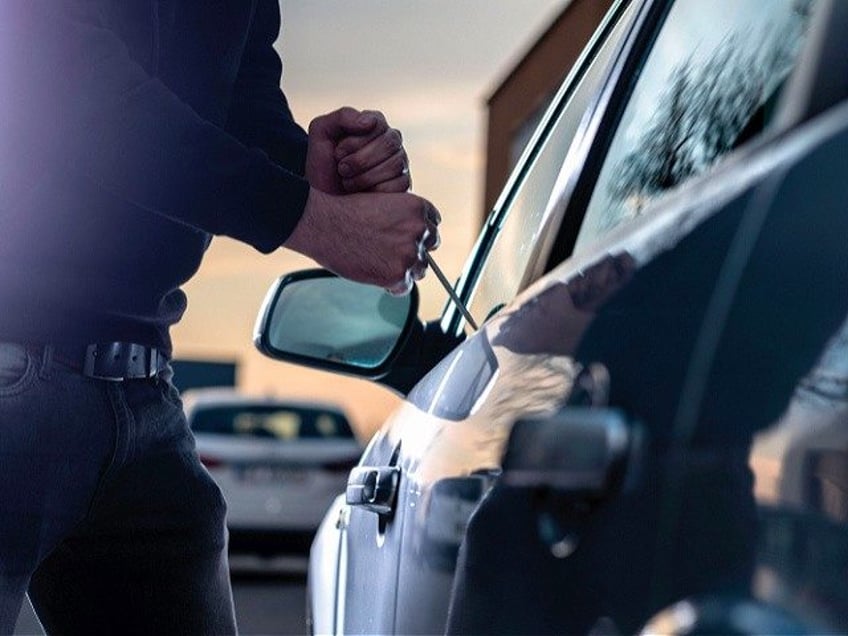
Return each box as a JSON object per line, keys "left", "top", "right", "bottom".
{"left": 518, "top": 0, "right": 663, "bottom": 287}
{"left": 529, "top": 0, "right": 668, "bottom": 279}
{"left": 439, "top": 0, "right": 642, "bottom": 337}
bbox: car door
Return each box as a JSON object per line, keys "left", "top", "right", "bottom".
{"left": 386, "top": 0, "right": 838, "bottom": 633}
{"left": 329, "top": 3, "right": 640, "bottom": 634}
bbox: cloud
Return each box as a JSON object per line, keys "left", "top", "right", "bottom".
{"left": 279, "top": 0, "right": 568, "bottom": 100}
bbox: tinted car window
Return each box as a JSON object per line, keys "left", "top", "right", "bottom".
{"left": 574, "top": 0, "right": 817, "bottom": 251}
{"left": 190, "top": 405, "right": 353, "bottom": 440}
{"left": 466, "top": 2, "right": 637, "bottom": 325}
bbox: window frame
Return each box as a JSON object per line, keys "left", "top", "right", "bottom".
{"left": 538, "top": 0, "right": 672, "bottom": 274}
{"left": 439, "top": 0, "right": 827, "bottom": 340}
{"left": 438, "top": 0, "right": 641, "bottom": 337}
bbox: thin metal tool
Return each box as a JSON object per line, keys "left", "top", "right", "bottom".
{"left": 424, "top": 252, "right": 478, "bottom": 330}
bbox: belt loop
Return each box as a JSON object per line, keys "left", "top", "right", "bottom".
{"left": 39, "top": 344, "right": 53, "bottom": 380}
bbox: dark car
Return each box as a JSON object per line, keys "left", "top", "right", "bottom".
{"left": 256, "top": 0, "right": 848, "bottom": 632}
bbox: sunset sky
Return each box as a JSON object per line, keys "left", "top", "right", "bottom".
{"left": 171, "top": 1, "right": 569, "bottom": 436}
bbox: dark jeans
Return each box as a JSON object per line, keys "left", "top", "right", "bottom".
{"left": 0, "top": 343, "right": 236, "bottom": 635}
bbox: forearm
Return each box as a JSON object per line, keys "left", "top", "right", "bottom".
{"left": 225, "top": 0, "right": 309, "bottom": 178}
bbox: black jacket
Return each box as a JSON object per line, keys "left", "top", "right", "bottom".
{"left": 0, "top": 0, "right": 310, "bottom": 353}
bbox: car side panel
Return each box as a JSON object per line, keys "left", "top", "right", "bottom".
{"left": 389, "top": 102, "right": 848, "bottom": 634}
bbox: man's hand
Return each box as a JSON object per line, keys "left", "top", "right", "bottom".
{"left": 306, "top": 107, "right": 411, "bottom": 195}
{"left": 285, "top": 188, "right": 440, "bottom": 293}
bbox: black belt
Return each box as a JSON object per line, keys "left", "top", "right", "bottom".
{"left": 53, "top": 342, "right": 168, "bottom": 381}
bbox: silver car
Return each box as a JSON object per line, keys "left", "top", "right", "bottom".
{"left": 183, "top": 390, "right": 362, "bottom": 555}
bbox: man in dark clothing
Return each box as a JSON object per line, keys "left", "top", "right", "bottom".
{"left": 0, "top": 1, "right": 440, "bottom": 633}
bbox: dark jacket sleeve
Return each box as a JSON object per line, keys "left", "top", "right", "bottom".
{"left": 0, "top": 0, "right": 308, "bottom": 254}
{"left": 225, "top": 0, "right": 310, "bottom": 178}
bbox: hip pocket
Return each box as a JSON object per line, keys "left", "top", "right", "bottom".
{"left": 0, "top": 342, "right": 36, "bottom": 396}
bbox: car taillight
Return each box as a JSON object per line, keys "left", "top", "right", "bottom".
{"left": 198, "top": 454, "right": 224, "bottom": 469}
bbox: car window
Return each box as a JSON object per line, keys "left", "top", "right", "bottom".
{"left": 465, "top": 1, "right": 637, "bottom": 326}
{"left": 190, "top": 405, "right": 353, "bottom": 440}
{"left": 573, "top": 0, "right": 817, "bottom": 252}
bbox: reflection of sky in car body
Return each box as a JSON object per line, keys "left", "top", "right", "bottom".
{"left": 400, "top": 255, "right": 635, "bottom": 492}
{"left": 751, "top": 317, "right": 848, "bottom": 509}
{"left": 395, "top": 344, "right": 577, "bottom": 489}
{"left": 799, "top": 317, "right": 848, "bottom": 407}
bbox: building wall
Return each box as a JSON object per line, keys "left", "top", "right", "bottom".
{"left": 172, "top": 358, "right": 238, "bottom": 392}
{"left": 483, "top": 0, "right": 614, "bottom": 219}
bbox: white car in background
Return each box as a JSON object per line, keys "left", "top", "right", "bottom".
{"left": 183, "top": 389, "right": 362, "bottom": 556}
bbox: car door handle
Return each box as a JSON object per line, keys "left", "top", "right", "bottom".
{"left": 346, "top": 466, "right": 400, "bottom": 515}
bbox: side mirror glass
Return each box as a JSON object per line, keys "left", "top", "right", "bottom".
{"left": 254, "top": 269, "right": 419, "bottom": 378}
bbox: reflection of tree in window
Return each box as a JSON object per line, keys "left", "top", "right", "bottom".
{"left": 576, "top": 0, "right": 816, "bottom": 244}
{"left": 608, "top": 61, "right": 698, "bottom": 217}
{"left": 605, "top": 7, "right": 812, "bottom": 231}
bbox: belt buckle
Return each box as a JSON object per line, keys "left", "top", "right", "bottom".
{"left": 83, "top": 343, "right": 158, "bottom": 381}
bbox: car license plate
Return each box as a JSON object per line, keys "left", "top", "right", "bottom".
{"left": 236, "top": 465, "right": 307, "bottom": 484}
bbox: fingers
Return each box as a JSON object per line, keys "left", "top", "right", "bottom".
{"left": 385, "top": 270, "right": 415, "bottom": 297}
{"left": 397, "top": 200, "right": 440, "bottom": 293}
{"left": 372, "top": 196, "right": 441, "bottom": 293}
{"left": 422, "top": 201, "right": 441, "bottom": 250}
{"left": 338, "top": 131, "right": 409, "bottom": 192}
{"left": 337, "top": 127, "right": 402, "bottom": 173}
{"left": 342, "top": 149, "right": 411, "bottom": 193}
{"left": 312, "top": 106, "right": 412, "bottom": 194}
{"left": 334, "top": 110, "right": 391, "bottom": 156}
{"left": 387, "top": 247, "right": 428, "bottom": 296}
{"left": 369, "top": 174, "right": 412, "bottom": 194}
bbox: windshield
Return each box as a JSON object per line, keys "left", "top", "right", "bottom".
{"left": 190, "top": 404, "right": 353, "bottom": 440}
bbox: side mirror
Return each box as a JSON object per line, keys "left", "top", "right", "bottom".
{"left": 254, "top": 269, "right": 419, "bottom": 379}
